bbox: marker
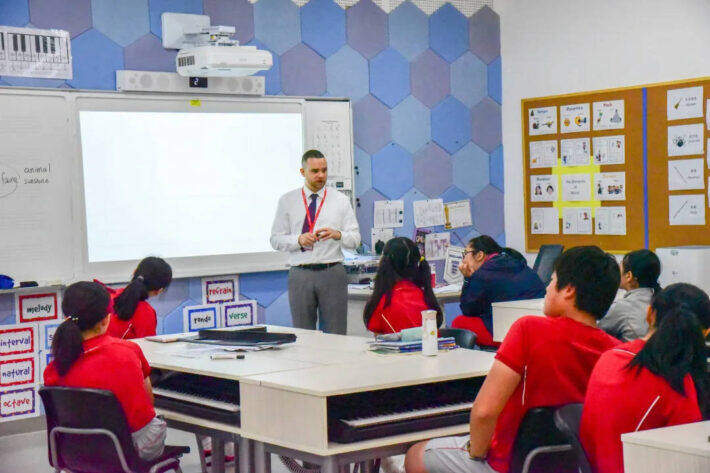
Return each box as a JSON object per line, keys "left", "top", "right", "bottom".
{"left": 210, "top": 353, "right": 245, "bottom": 360}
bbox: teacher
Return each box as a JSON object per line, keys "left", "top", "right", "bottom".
{"left": 270, "top": 149, "right": 360, "bottom": 334}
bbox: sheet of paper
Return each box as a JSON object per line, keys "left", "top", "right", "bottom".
{"left": 529, "top": 140, "right": 558, "bottom": 168}
{"left": 560, "top": 138, "right": 590, "bottom": 166}
{"left": 528, "top": 106, "right": 557, "bottom": 136}
{"left": 595, "top": 207, "right": 627, "bottom": 235}
{"left": 562, "top": 207, "right": 592, "bottom": 234}
{"left": 443, "top": 246, "right": 464, "bottom": 285}
{"left": 668, "top": 158, "right": 705, "bottom": 190}
{"left": 413, "top": 199, "right": 445, "bottom": 227}
{"left": 594, "top": 172, "right": 626, "bottom": 201}
{"left": 592, "top": 135, "right": 625, "bottom": 165}
{"left": 371, "top": 227, "right": 394, "bottom": 252}
{"left": 669, "top": 194, "right": 705, "bottom": 225}
{"left": 530, "top": 175, "right": 558, "bottom": 202}
{"left": 668, "top": 123, "right": 704, "bottom": 156}
{"left": 0, "top": 26, "right": 72, "bottom": 79}
{"left": 562, "top": 173, "right": 591, "bottom": 201}
{"left": 424, "top": 232, "right": 450, "bottom": 261}
{"left": 667, "top": 86, "right": 703, "bottom": 121}
{"left": 373, "top": 200, "right": 404, "bottom": 228}
{"left": 444, "top": 200, "right": 472, "bottom": 229}
{"left": 593, "top": 100, "right": 625, "bottom": 130}
{"left": 560, "top": 103, "right": 590, "bottom": 133}
{"left": 530, "top": 207, "right": 559, "bottom": 234}
{"left": 414, "top": 228, "right": 431, "bottom": 256}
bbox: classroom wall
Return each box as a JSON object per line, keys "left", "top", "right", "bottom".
{"left": 0, "top": 0, "right": 501, "bottom": 330}
{"left": 496, "top": 0, "right": 710, "bottom": 260}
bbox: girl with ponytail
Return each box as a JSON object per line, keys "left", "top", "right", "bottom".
{"left": 106, "top": 256, "right": 172, "bottom": 339}
{"left": 363, "top": 237, "right": 443, "bottom": 334}
{"left": 44, "top": 281, "right": 167, "bottom": 460}
{"left": 580, "top": 283, "right": 709, "bottom": 473}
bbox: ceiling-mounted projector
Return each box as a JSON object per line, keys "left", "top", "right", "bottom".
{"left": 162, "top": 12, "right": 272, "bottom": 78}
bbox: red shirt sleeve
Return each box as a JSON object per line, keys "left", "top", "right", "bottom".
{"left": 494, "top": 316, "right": 530, "bottom": 375}
{"left": 126, "top": 340, "right": 151, "bottom": 378}
{"left": 131, "top": 302, "right": 157, "bottom": 338}
{"left": 367, "top": 294, "right": 391, "bottom": 334}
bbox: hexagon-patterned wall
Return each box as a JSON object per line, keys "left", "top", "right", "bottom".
{"left": 0, "top": 0, "right": 502, "bottom": 332}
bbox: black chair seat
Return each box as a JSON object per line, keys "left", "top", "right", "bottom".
{"left": 510, "top": 407, "right": 574, "bottom": 473}
{"left": 554, "top": 403, "right": 592, "bottom": 473}
{"left": 439, "top": 328, "right": 477, "bottom": 349}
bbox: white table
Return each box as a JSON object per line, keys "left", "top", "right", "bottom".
{"left": 491, "top": 298, "right": 545, "bottom": 342}
{"left": 621, "top": 421, "right": 710, "bottom": 473}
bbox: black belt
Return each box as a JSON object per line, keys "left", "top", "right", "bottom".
{"left": 297, "top": 262, "right": 340, "bottom": 271}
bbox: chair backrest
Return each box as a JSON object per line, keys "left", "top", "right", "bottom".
{"left": 509, "top": 407, "right": 571, "bottom": 473}
{"left": 532, "top": 245, "right": 564, "bottom": 286}
{"left": 554, "top": 403, "right": 592, "bottom": 473}
{"left": 438, "top": 328, "right": 477, "bottom": 349}
{"left": 39, "top": 386, "right": 141, "bottom": 473}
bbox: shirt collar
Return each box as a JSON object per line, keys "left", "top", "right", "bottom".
{"left": 82, "top": 332, "right": 111, "bottom": 352}
{"left": 303, "top": 185, "right": 326, "bottom": 198}
{"left": 623, "top": 287, "right": 654, "bottom": 299}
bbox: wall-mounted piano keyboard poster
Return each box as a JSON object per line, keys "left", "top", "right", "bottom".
{"left": 0, "top": 26, "right": 72, "bottom": 79}
{"left": 523, "top": 89, "right": 645, "bottom": 253}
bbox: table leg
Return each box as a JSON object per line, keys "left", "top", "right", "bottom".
{"left": 238, "top": 437, "right": 251, "bottom": 473}
{"left": 211, "top": 437, "right": 226, "bottom": 473}
{"left": 322, "top": 457, "right": 338, "bottom": 473}
{"left": 254, "top": 440, "right": 271, "bottom": 473}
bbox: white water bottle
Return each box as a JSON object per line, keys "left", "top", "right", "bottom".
{"left": 421, "top": 310, "right": 438, "bottom": 356}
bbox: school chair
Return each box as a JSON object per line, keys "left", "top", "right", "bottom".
{"left": 39, "top": 386, "right": 189, "bottom": 473}
{"left": 438, "top": 328, "right": 477, "bottom": 349}
{"left": 509, "top": 407, "right": 574, "bottom": 473}
{"left": 554, "top": 403, "right": 592, "bottom": 473}
{"left": 532, "top": 244, "right": 564, "bottom": 286}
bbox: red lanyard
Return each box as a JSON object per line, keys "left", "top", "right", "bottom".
{"left": 301, "top": 188, "right": 327, "bottom": 233}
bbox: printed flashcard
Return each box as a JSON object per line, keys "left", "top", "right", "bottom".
{"left": 560, "top": 138, "right": 591, "bottom": 166}
{"left": 667, "top": 86, "right": 703, "bottom": 121}
{"left": 528, "top": 106, "right": 558, "bottom": 136}
{"left": 562, "top": 208, "right": 593, "bottom": 234}
{"left": 668, "top": 158, "right": 705, "bottom": 191}
{"left": 595, "top": 207, "right": 627, "bottom": 235}
{"left": 592, "top": 135, "right": 625, "bottom": 165}
{"left": 413, "top": 199, "right": 446, "bottom": 228}
{"left": 0, "top": 354, "right": 39, "bottom": 388}
{"left": 183, "top": 304, "right": 219, "bottom": 332}
{"left": 561, "top": 174, "right": 592, "bottom": 201}
{"left": 530, "top": 207, "right": 559, "bottom": 234}
{"left": 669, "top": 194, "right": 705, "bottom": 226}
{"left": 374, "top": 200, "right": 404, "bottom": 228}
{"left": 529, "top": 140, "right": 558, "bottom": 168}
{"left": 530, "top": 175, "right": 557, "bottom": 202}
{"left": 443, "top": 200, "right": 473, "bottom": 229}
{"left": 560, "top": 103, "right": 590, "bottom": 133}
{"left": 443, "top": 246, "right": 464, "bottom": 285}
{"left": 424, "top": 232, "right": 451, "bottom": 261}
{"left": 594, "top": 172, "right": 626, "bottom": 201}
{"left": 222, "top": 300, "right": 257, "bottom": 327}
{"left": 668, "top": 123, "right": 704, "bottom": 157}
{"left": 371, "top": 227, "right": 394, "bottom": 253}
{"left": 0, "top": 324, "right": 37, "bottom": 357}
{"left": 38, "top": 321, "right": 60, "bottom": 351}
{"left": 0, "top": 386, "right": 40, "bottom": 422}
{"left": 201, "top": 276, "right": 238, "bottom": 305}
{"left": 15, "top": 291, "right": 60, "bottom": 323}
{"left": 593, "top": 100, "right": 625, "bottom": 130}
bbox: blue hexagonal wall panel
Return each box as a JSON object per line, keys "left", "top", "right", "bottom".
{"left": 301, "top": 0, "right": 345, "bottom": 58}
{"left": 388, "top": 1, "right": 428, "bottom": 61}
{"left": 489, "top": 145, "right": 504, "bottom": 191}
{"left": 254, "top": 0, "right": 300, "bottom": 55}
{"left": 125, "top": 33, "right": 177, "bottom": 72}
{"left": 353, "top": 95, "right": 391, "bottom": 154}
{"left": 411, "top": 49, "right": 450, "bottom": 108}
{"left": 413, "top": 143, "right": 451, "bottom": 198}
{"left": 0, "top": 1, "right": 30, "bottom": 26}
{"left": 0, "top": 78, "right": 10, "bottom": 86}
{"left": 354, "top": 146, "right": 372, "bottom": 198}
{"left": 429, "top": 3, "right": 468, "bottom": 63}
{"left": 264, "top": 291, "right": 292, "bottom": 327}
{"left": 472, "top": 97, "right": 502, "bottom": 152}
{"left": 325, "top": 45, "right": 368, "bottom": 101}
{"left": 30, "top": 0, "right": 91, "bottom": 37}
{"left": 431, "top": 96, "right": 471, "bottom": 154}
{"left": 451, "top": 52, "right": 487, "bottom": 108}
{"left": 149, "top": 0, "right": 202, "bottom": 39}
{"left": 1, "top": 76, "right": 65, "bottom": 88}
{"left": 372, "top": 143, "right": 413, "bottom": 199}
{"left": 391, "top": 96, "right": 430, "bottom": 154}
{"left": 240, "top": 271, "right": 289, "bottom": 308}
{"left": 356, "top": 187, "right": 387, "bottom": 244}
{"left": 281, "top": 43, "right": 326, "bottom": 96}
{"left": 469, "top": 5, "right": 500, "bottom": 64}
{"left": 370, "top": 48, "right": 410, "bottom": 108}
{"left": 473, "top": 185, "right": 504, "bottom": 236}
{"left": 204, "top": 0, "right": 253, "bottom": 44}
{"left": 247, "top": 38, "right": 281, "bottom": 95}
{"left": 346, "top": 0, "right": 387, "bottom": 59}
{"left": 92, "top": 0, "right": 149, "bottom": 47}
{"left": 452, "top": 142, "right": 489, "bottom": 198}
{"left": 487, "top": 56, "right": 502, "bottom": 104}
{"left": 67, "top": 28, "right": 124, "bottom": 90}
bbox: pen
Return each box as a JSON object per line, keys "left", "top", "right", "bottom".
{"left": 210, "top": 353, "right": 245, "bottom": 360}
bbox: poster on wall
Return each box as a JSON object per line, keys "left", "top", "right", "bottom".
{"left": 201, "top": 276, "right": 238, "bottom": 305}
{"left": 592, "top": 135, "right": 625, "bottom": 165}
{"left": 595, "top": 207, "right": 627, "bottom": 235}
{"left": 667, "top": 86, "right": 703, "bottom": 121}
{"left": 668, "top": 158, "right": 705, "bottom": 191}
{"left": 669, "top": 194, "right": 705, "bottom": 225}
{"left": 594, "top": 172, "right": 626, "bottom": 201}
{"left": 562, "top": 208, "right": 593, "bottom": 234}
{"left": 561, "top": 174, "right": 592, "bottom": 201}
{"left": 560, "top": 103, "right": 590, "bottom": 133}
{"left": 0, "top": 386, "right": 40, "bottom": 422}
{"left": 0, "top": 324, "right": 37, "bottom": 357}
{"left": 222, "top": 300, "right": 257, "bottom": 327}
{"left": 592, "top": 100, "right": 625, "bottom": 130}
{"left": 530, "top": 175, "right": 558, "bottom": 202}
{"left": 668, "top": 123, "right": 704, "bottom": 157}
{"left": 530, "top": 207, "right": 559, "bottom": 234}
{"left": 528, "top": 106, "right": 558, "bottom": 136}
{"left": 560, "top": 138, "right": 590, "bottom": 166}
{"left": 15, "top": 292, "right": 60, "bottom": 324}
{"left": 529, "top": 140, "right": 558, "bottom": 168}
{"left": 443, "top": 246, "right": 464, "bottom": 285}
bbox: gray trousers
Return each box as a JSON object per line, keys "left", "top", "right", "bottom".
{"left": 288, "top": 264, "right": 347, "bottom": 334}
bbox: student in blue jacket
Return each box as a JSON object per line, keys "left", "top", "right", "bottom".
{"left": 452, "top": 235, "right": 545, "bottom": 346}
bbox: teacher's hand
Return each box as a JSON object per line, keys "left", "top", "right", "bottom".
{"left": 315, "top": 227, "right": 341, "bottom": 241}
{"left": 298, "top": 232, "right": 317, "bottom": 247}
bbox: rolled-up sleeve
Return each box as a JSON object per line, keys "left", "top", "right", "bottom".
{"left": 338, "top": 198, "right": 360, "bottom": 249}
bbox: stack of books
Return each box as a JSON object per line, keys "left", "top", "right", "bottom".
{"left": 368, "top": 337, "right": 457, "bottom": 353}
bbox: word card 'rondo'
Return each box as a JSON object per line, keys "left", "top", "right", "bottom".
{"left": 39, "top": 322, "right": 61, "bottom": 351}
{"left": 0, "top": 324, "right": 37, "bottom": 357}
{"left": 201, "top": 276, "right": 238, "bottom": 304}
{"left": 0, "top": 387, "right": 39, "bottom": 422}
{"left": 183, "top": 304, "right": 219, "bottom": 332}
{"left": 0, "top": 354, "right": 39, "bottom": 388}
{"left": 222, "top": 300, "right": 257, "bottom": 327}
{"left": 16, "top": 292, "right": 60, "bottom": 323}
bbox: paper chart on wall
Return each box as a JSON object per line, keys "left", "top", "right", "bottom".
{"left": 560, "top": 138, "right": 590, "bottom": 166}
{"left": 594, "top": 172, "right": 626, "bottom": 201}
{"left": 424, "top": 232, "right": 450, "bottom": 261}
{"left": 444, "top": 200, "right": 472, "bottom": 229}
{"left": 529, "top": 140, "right": 558, "bottom": 168}
{"left": 593, "top": 100, "right": 624, "bottom": 130}
{"left": 667, "top": 86, "right": 703, "bottom": 121}
{"left": 371, "top": 227, "right": 394, "bottom": 252}
{"left": 560, "top": 103, "right": 590, "bottom": 133}
{"left": 530, "top": 207, "right": 559, "bottom": 234}
{"left": 668, "top": 158, "right": 705, "bottom": 191}
{"left": 561, "top": 174, "right": 591, "bottom": 201}
{"left": 595, "top": 207, "right": 627, "bottom": 235}
{"left": 530, "top": 175, "right": 558, "bottom": 202}
{"left": 669, "top": 194, "right": 705, "bottom": 225}
{"left": 374, "top": 200, "right": 404, "bottom": 228}
{"left": 592, "top": 135, "right": 625, "bottom": 165}
{"left": 668, "top": 123, "right": 704, "bottom": 157}
{"left": 528, "top": 106, "right": 557, "bottom": 136}
{"left": 413, "top": 199, "right": 445, "bottom": 227}
{"left": 443, "top": 246, "right": 464, "bottom": 285}
{"left": 562, "top": 208, "right": 593, "bottom": 234}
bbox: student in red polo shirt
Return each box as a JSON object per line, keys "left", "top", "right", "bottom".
{"left": 106, "top": 256, "right": 172, "bottom": 339}
{"left": 43, "top": 281, "right": 166, "bottom": 460}
{"left": 364, "top": 237, "right": 442, "bottom": 334}
{"left": 404, "top": 246, "right": 621, "bottom": 473}
{"left": 580, "top": 283, "right": 709, "bottom": 473}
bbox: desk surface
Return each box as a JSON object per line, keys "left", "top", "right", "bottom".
{"left": 491, "top": 298, "right": 545, "bottom": 310}
{"left": 621, "top": 421, "right": 710, "bottom": 457}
